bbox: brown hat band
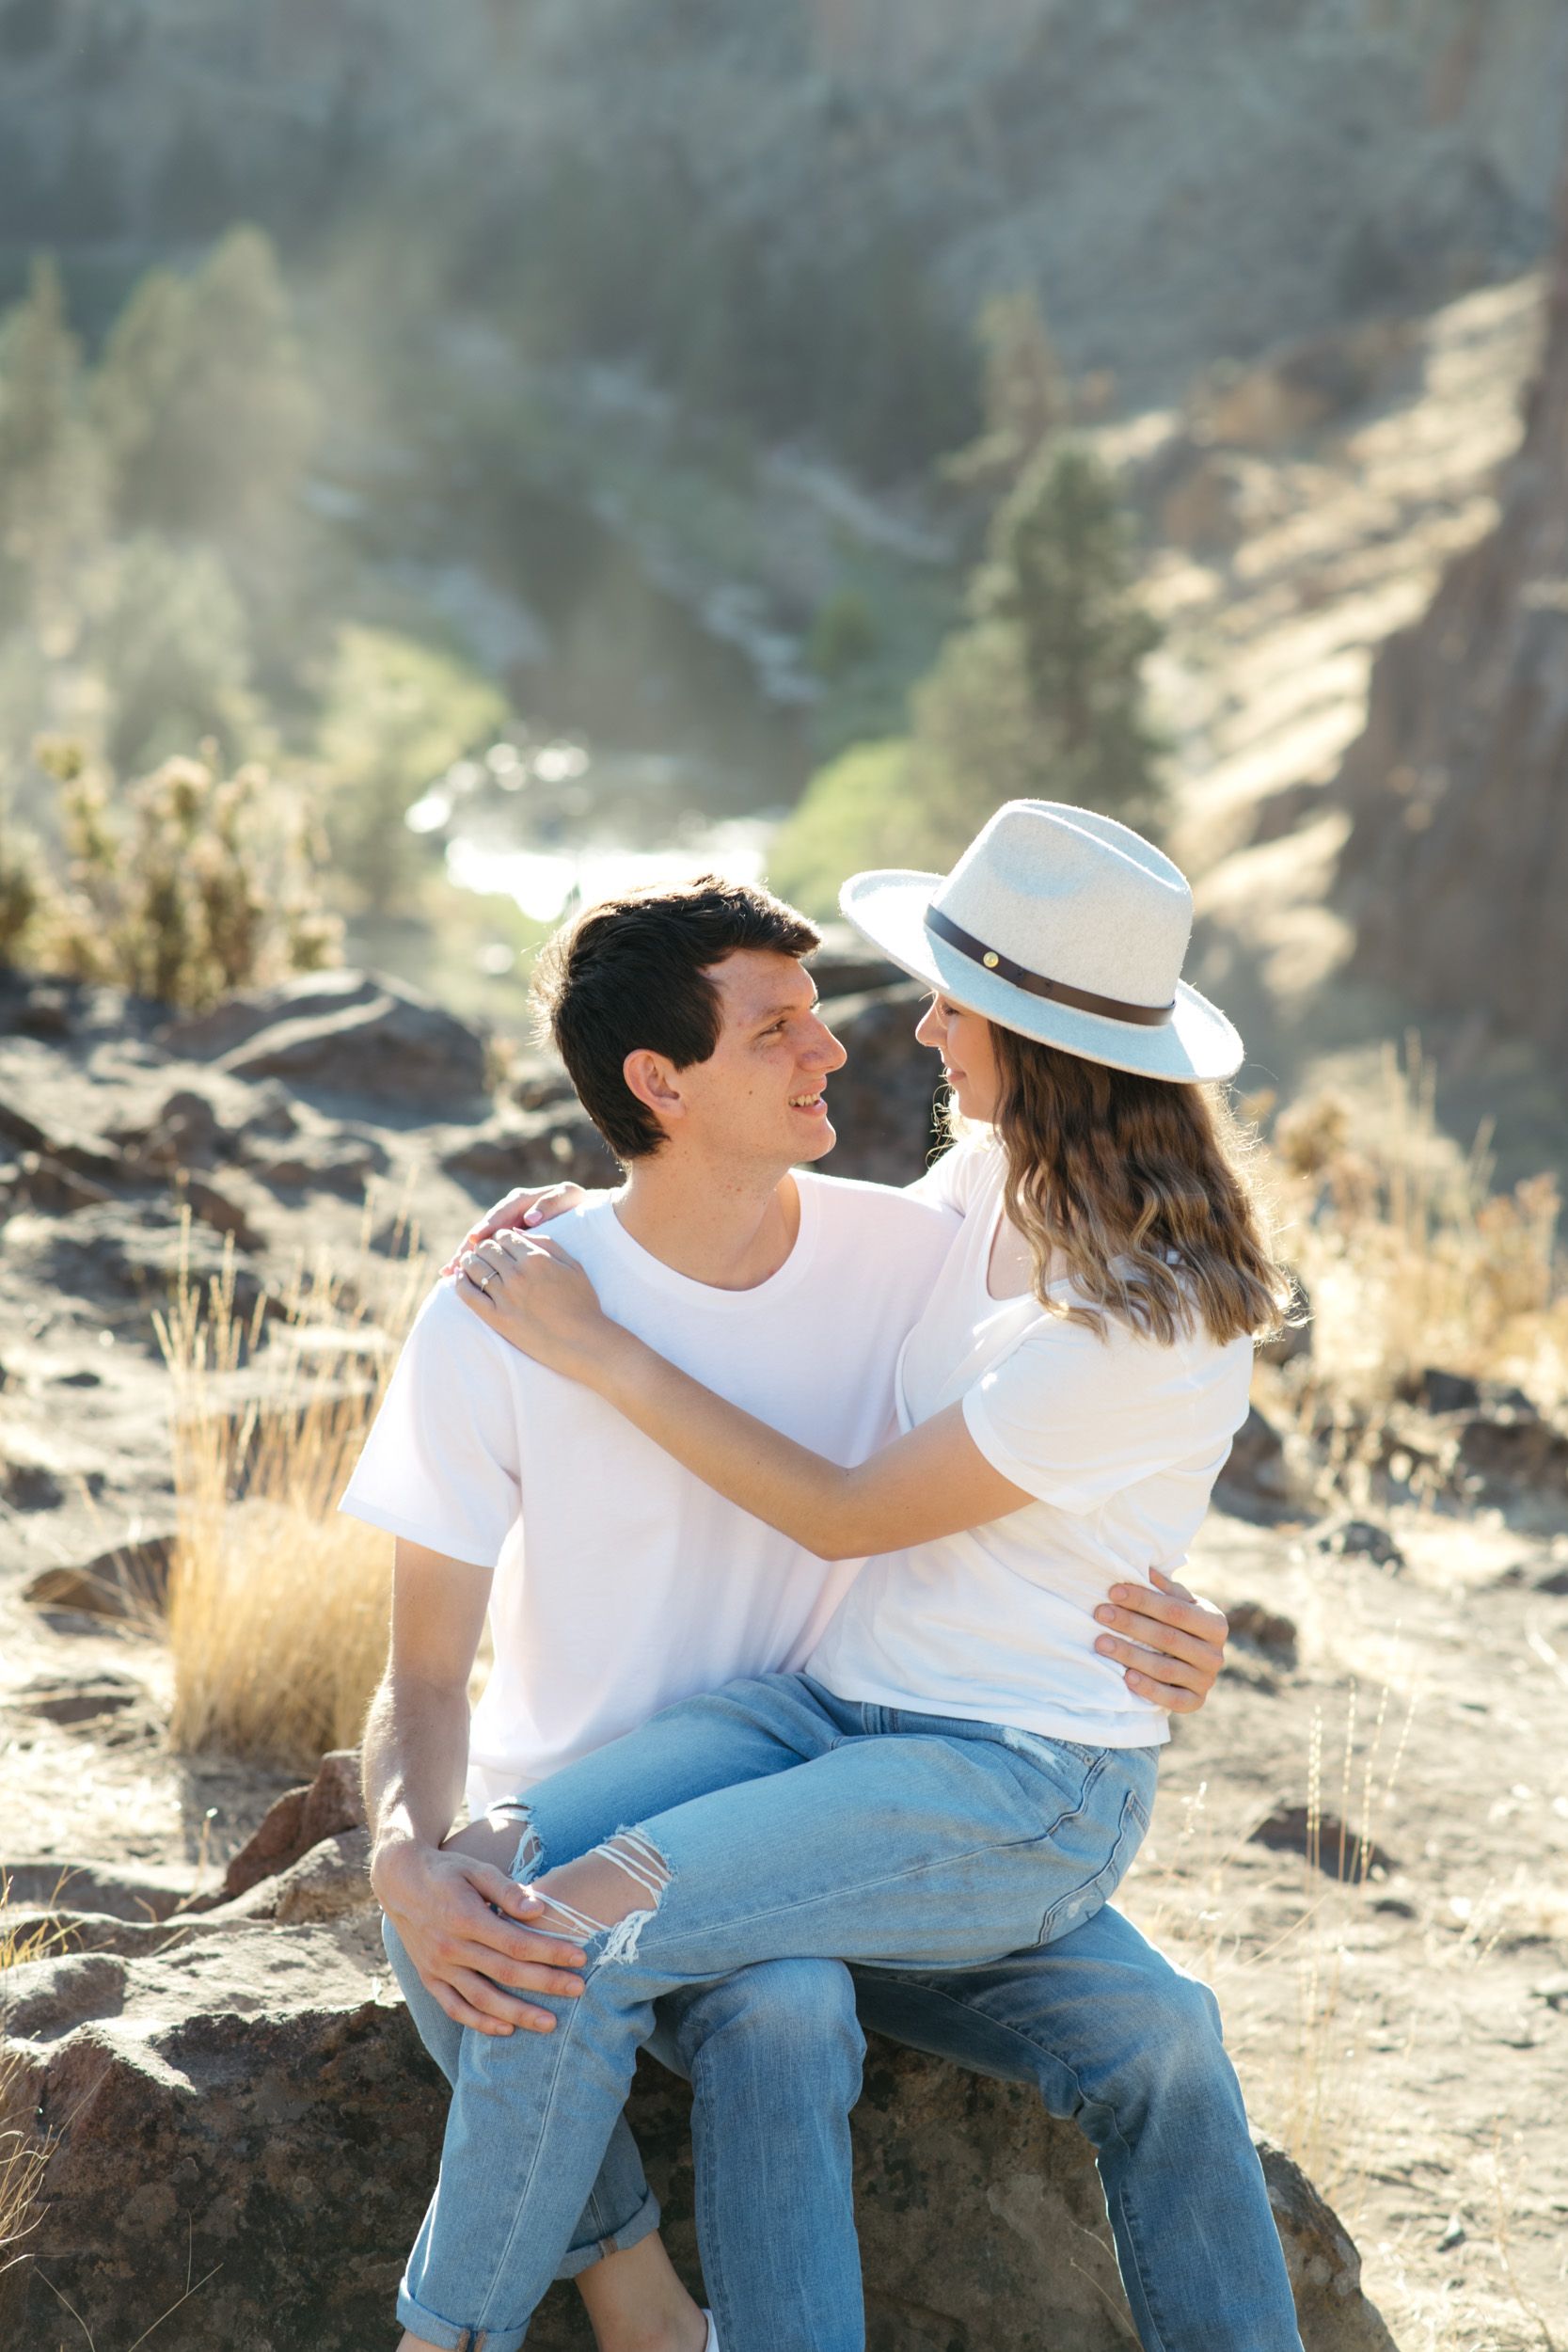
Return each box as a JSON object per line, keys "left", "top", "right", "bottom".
{"left": 925, "top": 905, "right": 1176, "bottom": 1028}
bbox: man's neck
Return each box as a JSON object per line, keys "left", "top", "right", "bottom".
{"left": 614, "top": 1150, "right": 802, "bottom": 1290}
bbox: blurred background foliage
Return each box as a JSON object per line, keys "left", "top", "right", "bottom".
{"left": 0, "top": 2, "right": 1560, "bottom": 1025}
{"left": 0, "top": 221, "right": 1164, "bottom": 988}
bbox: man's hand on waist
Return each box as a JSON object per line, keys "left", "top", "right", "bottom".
{"left": 372, "top": 1831, "right": 588, "bottom": 2036}
{"left": 1092, "top": 1566, "right": 1228, "bottom": 1713}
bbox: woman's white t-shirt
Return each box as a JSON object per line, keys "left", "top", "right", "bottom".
{"left": 807, "top": 1136, "right": 1255, "bottom": 1747}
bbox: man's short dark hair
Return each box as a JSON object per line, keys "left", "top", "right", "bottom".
{"left": 533, "top": 874, "right": 820, "bottom": 1162}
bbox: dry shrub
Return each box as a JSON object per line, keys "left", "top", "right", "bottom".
{"left": 1259, "top": 1041, "right": 1568, "bottom": 1422}
{"left": 22, "top": 739, "right": 341, "bottom": 1012}
{"left": 154, "top": 1206, "right": 427, "bottom": 1772}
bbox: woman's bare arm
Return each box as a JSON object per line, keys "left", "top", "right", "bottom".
{"left": 455, "top": 1231, "right": 1231, "bottom": 1708}
{"left": 455, "top": 1229, "right": 1027, "bottom": 1558}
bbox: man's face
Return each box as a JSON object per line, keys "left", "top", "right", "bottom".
{"left": 670, "top": 950, "right": 847, "bottom": 1169}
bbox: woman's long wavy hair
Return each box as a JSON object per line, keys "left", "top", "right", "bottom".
{"left": 975, "top": 1025, "right": 1291, "bottom": 1347}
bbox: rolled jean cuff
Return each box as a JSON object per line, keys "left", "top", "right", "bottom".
{"left": 554, "top": 2180, "right": 661, "bottom": 2279}
{"left": 395, "top": 2280, "right": 529, "bottom": 2352}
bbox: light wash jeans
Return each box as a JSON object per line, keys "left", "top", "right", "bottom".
{"left": 395, "top": 1672, "right": 1163, "bottom": 2350}
{"left": 386, "top": 1925, "right": 1306, "bottom": 2352}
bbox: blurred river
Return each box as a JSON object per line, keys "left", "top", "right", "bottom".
{"left": 409, "top": 476, "right": 809, "bottom": 941}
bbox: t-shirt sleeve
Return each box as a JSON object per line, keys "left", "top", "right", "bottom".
{"left": 961, "top": 1320, "right": 1248, "bottom": 1518}
{"left": 339, "top": 1281, "right": 521, "bottom": 1566}
{"left": 905, "top": 1137, "right": 987, "bottom": 1213}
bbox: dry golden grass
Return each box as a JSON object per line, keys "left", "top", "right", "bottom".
{"left": 153, "top": 1201, "right": 428, "bottom": 1773}
{"left": 0, "top": 1884, "right": 60, "bottom": 2298}
{"left": 1254, "top": 1040, "right": 1568, "bottom": 1422}
{"left": 1126, "top": 1677, "right": 1418, "bottom": 2202}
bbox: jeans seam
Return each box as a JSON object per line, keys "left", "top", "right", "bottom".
{"left": 1106, "top": 2174, "right": 1174, "bottom": 2352}
{"left": 468, "top": 1975, "right": 602, "bottom": 2336}
{"left": 688, "top": 2045, "right": 732, "bottom": 2345}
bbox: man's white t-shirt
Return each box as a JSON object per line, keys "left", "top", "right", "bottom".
{"left": 807, "top": 1136, "right": 1255, "bottom": 1748}
{"left": 341, "top": 1172, "right": 958, "bottom": 1813}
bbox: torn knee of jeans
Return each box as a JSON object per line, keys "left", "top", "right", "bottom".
{"left": 485, "top": 1796, "right": 543, "bottom": 1883}
{"left": 525, "top": 1828, "right": 671, "bottom": 1963}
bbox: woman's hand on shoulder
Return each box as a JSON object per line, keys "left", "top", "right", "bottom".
{"left": 1092, "top": 1566, "right": 1227, "bottom": 1713}
{"left": 455, "top": 1231, "right": 618, "bottom": 1386}
{"left": 440, "top": 1184, "right": 587, "bottom": 1277}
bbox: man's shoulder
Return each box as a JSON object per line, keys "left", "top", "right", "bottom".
{"left": 405, "top": 1272, "right": 516, "bottom": 1367}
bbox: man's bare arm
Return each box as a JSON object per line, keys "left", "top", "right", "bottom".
{"left": 364, "top": 1538, "right": 589, "bottom": 2036}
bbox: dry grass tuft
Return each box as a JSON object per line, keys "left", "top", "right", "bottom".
{"left": 1244, "top": 1041, "right": 1568, "bottom": 1521}
{"left": 0, "top": 1884, "right": 58, "bottom": 2297}
{"left": 154, "top": 1201, "right": 427, "bottom": 1772}
{"left": 1259, "top": 1041, "right": 1568, "bottom": 1415}
{"left": 1126, "top": 1677, "right": 1418, "bottom": 2205}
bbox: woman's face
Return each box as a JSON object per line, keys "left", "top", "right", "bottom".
{"left": 915, "top": 992, "right": 1002, "bottom": 1122}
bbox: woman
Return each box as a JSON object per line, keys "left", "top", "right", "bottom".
{"left": 400, "top": 801, "right": 1290, "bottom": 2352}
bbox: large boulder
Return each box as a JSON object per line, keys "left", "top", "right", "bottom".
{"left": 1, "top": 1892, "right": 1395, "bottom": 2352}
{"left": 158, "top": 970, "right": 490, "bottom": 1116}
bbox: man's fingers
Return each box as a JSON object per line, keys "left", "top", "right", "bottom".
{"left": 1123, "top": 1665, "right": 1208, "bottom": 1714}
{"left": 465, "top": 1862, "right": 545, "bottom": 1919}
{"left": 1094, "top": 1607, "right": 1217, "bottom": 1671}
{"left": 437, "top": 1981, "right": 527, "bottom": 2036}
{"left": 1095, "top": 1631, "right": 1209, "bottom": 1692}
{"left": 499, "top": 1959, "right": 588, "bottom": 2001}
{"left": 1105, "top": 1579, "right": 1225, "bottom": 1640}
{"left": 442, "top": 1968, "right": 561, "bottom": 2037}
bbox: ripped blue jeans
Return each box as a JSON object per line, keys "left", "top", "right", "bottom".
{"left": 399, "top": 1672, "right": 1158, "bottom": 2351}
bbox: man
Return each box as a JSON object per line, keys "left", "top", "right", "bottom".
{"left": 343, "top": 876, "right": 1302, "bottom": 2352}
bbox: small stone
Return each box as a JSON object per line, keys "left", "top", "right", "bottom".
{"left": 1248, "top": 1803, "right": 1399, "bottom": 1880}
{"left": 215, "top": 1748, "right": 367, "bottom": 1901}
{"left": 1317, "top": 1518, "right": 1404, "bottom": 1570}
{"left": 24, "top": 1534, "right": 175, "bottom": 1620}
{"left": 1227, "top": 1599, "right": 1299, "bottom": 1661}
{"left": 15, "top": 1670, "right": 144, "bottom": 1725}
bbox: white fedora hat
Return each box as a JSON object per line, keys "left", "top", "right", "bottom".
{"left": 839, "top": 800, "right": 1243, "bottom": 1083}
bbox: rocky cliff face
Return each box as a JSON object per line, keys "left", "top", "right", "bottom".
{"left": 1333, "top": 128, "right": 1568, "bottom": 1068}
{"left": 2, "top": 0, "right": 1564, "bottom": 405}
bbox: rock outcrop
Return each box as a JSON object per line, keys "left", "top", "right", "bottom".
{"left": 1, "top": 1864, "right": 1396, "bottom": 2352}
{"left": 1334, "top": 130, "right": 1568, "bottom": 1069}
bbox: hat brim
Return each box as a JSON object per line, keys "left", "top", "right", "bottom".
{"left": 839, "top": 867, "right": 1244, "bottom": 1084}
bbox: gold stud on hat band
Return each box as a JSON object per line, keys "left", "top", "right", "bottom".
{"left": 925, "top": 905, "right": 1175, "bottom": 1029}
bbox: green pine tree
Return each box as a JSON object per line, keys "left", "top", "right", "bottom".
{"left": 95, "top": 227, "right": 315, "bottom": 548}
{"left": 771, "top": 441, "right": 1165, "bottom": 913}
{"left": 0, "top": 256, "right": 105, "bottom": 633}
{"left": 919, "top": 440, "right": 1165, "bottom": 831}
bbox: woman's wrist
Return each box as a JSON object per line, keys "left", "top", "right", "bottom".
{"left": 594, "top": 1325, "right": 660, "bottom": 1411}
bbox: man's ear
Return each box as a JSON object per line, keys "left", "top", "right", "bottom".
{"left": 622, "top": 1048, "right": 686, "bottom": 1132}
